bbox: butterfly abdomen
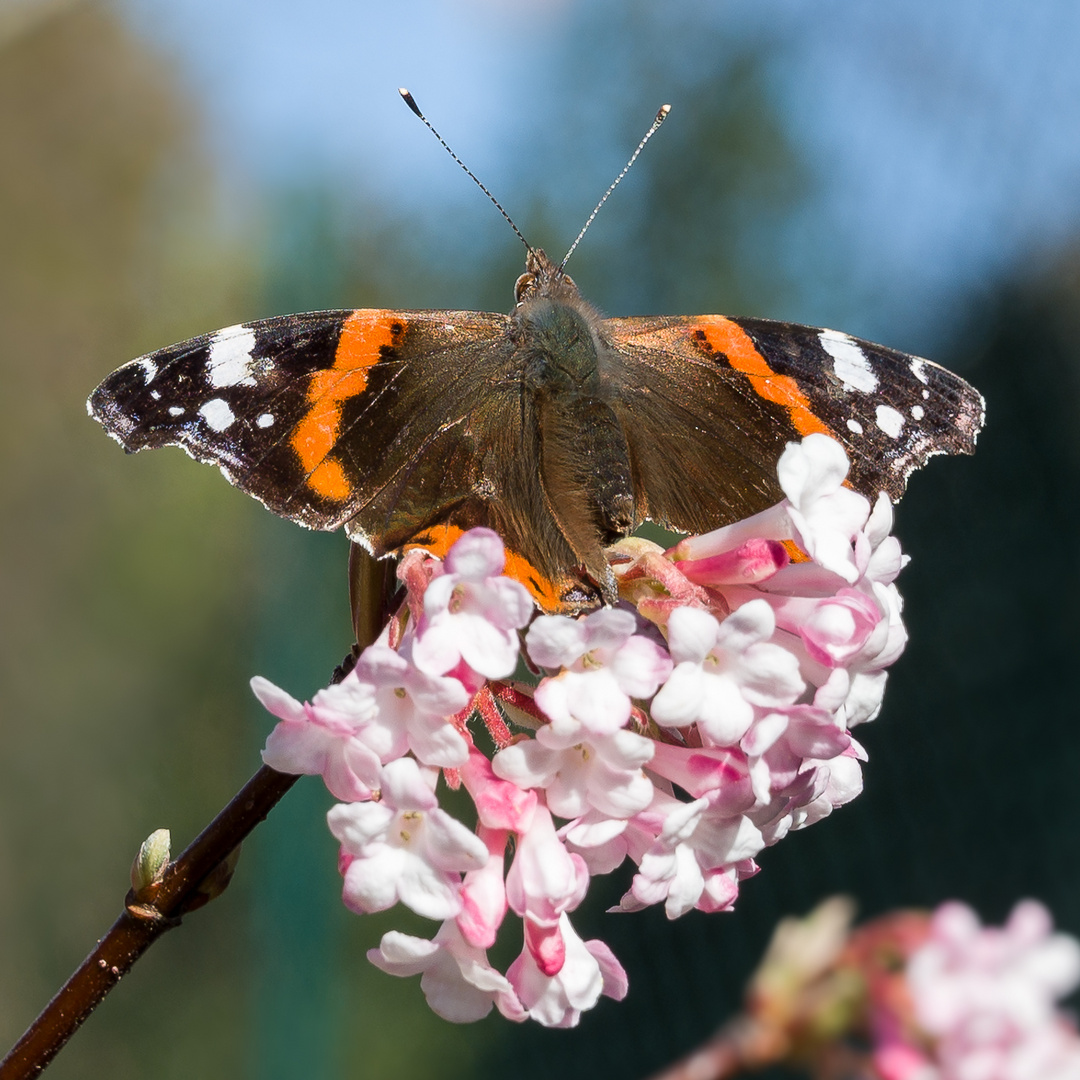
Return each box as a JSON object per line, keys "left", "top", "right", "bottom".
{"left": 512, "top": 295, "right": 636, "bottom": 600}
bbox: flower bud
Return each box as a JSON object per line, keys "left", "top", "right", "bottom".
{"left": 130, "top": 828, "right": 171, "bottom": 897}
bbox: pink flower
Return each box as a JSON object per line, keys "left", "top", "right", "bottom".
{"left": 618, "top": 789, "right": 763, "bottom": 918}
{"left": 863, "top": 492, "right": 908, "bottom": 584}
{"left": 741, "top": 704, "right": 853, "bottom": 811}
{"left": 506, "top": 914, "right": 628, "bottom": 1028}
{"left": 672, "top": 537, "right": 789, "bottom": 588}
{"left": 368, "top": 921, "right": 524, "bottom": 1023}
{"left": 253, "top": 636, "right": 472, "bottom": 792}
{"left": 557, "top": 810, "right": 634, "bottom": 875}
{"left": 648, "top": 741, "right": 756, "bottom": 806}
{"left": 771, "top": 589, "right": 882, "bottom": 668}
{"left": 910, "top": 901, "right": 1080, "bottom": 1036}
{"left": 253, "top": 674, "right": 390, "bottom": 802}
{"left": 791, "top": 745, "right": 865, "bottom": 828}
{"left": 352, "top": 641, "right": 472, "bottom": 767}
{"left": 457, "top": 826, "right": 510, "bottom": 949}
{"left": 779, "top": 433, "right": 874, "bottom": 584}
{"left": 871, "top": 1040, "right": 936, "bottom": 1080}
{"left": 411, "top": 527, "right": 534, "bottom": 680}
{"left": 459, "top": 745, "right": 537, "bottom": 832}
{"left": 327, "top": 757, "right": 489, "bottom": 920}
{"left": 906, "top": 901, "right": 1080, "bottom": 1079}
{"left": 666, "top": 434, "right": 870, "bottom": 586}
{"left": 505, "top": 804, "right": 589, "bottom": 938}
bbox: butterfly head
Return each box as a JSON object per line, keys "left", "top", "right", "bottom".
{"left": 514, "top": 249, "right": 580, "bottom": 307}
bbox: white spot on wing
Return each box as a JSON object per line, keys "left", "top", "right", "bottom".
{"left": 200, "top": 398, "right": 235, "bottom": 432}
{"left": 257, "top": 413, "right": 274, "bottom": 428}
{"left": 911, "top": 404, "right": 925, "bottom": 420}
{"left": 847, "top": 418, "right": 864, "bottom": 434}
{"left": 910, "top": 357, "right": 929, "bottom": 384}
{"left": 875, "top": 404, "right": 905, "bottom": 438}
{"left": 819, "top": 329, "right": 878, "bottom": 393}
{"left": 139, "top": 357, "right": 157, "bottom": 383}
{"left": 149, "top": 390, "right": 160, "bottom": 400}
{"left": 168, "top": 406, "right": 185, "bottom": 417}
{"left": 921, "top": 388, "right": 930, "bottom": 400}
{"left": 208, "top": 325, "right": 258, "bottom": 388}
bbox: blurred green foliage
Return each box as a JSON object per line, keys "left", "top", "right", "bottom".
{"left": 2, "top": 2, "right": 1079, "bottom": 1080}
{"left": 0, "top": 3, "right": 258, "bottom": 1075}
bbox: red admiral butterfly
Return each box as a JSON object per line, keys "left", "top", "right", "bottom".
{"left": 88, "top": 98, "right": 984, "bottom": 613}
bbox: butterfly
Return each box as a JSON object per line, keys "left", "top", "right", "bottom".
{"left": 87, "top": 243, "right": 984, "bottom": 614}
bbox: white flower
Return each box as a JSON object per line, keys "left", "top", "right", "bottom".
{"left": 651, "top": 602, "right": 804, "bottom": 745}
{"left": 527, "top": 608, "right": 672, "bottom": 739}
{"left": 493, "top": 728, "right": 655, "bottom": 819}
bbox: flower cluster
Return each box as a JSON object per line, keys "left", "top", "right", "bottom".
{"left": 252, "top": 434, "right": 908, "bottom": 1026}
{"left": 896, "top": 901, "right": 1080, "bottom": 1080}
{"left": 738, "top": 897, "right": 1080, "bottom": 1079}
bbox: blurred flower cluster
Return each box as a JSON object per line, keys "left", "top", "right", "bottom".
{"left": 252, "top": 434, "right": 908, "bottom": 1026}
{"left": 734, "top": 898, "right": 1080, "bottom": 1080}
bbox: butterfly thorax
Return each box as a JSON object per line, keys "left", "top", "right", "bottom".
{"left": 513, "top": 297, "right": 605, "bottom": 392}
{"left": 512, "top": 249, "right": 607, "bottom": 388}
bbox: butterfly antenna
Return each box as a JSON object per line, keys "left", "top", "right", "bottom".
{"left": 399, "top": 88, "right": 531, "bottom": 253}
{"left": 561, "top": 103, "right": 671, "bottom": 269}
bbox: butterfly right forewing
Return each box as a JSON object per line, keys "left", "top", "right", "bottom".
{"left": 601, "top": 313, "right": 983, "bottom": 538}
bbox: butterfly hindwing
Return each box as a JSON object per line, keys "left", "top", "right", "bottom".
{"left": 332, "top": 311, "right": 583, "bottom": 590}
{"left": 600, "top": 316, "right": 794, "bottom": 535}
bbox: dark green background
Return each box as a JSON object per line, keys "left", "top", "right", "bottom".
{"left": 1, "top": 2, "right": 1077, "bottom": 1077}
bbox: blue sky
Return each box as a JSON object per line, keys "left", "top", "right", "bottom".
{"left": 119, "top": 0, "right": 1080, "bottom": 347}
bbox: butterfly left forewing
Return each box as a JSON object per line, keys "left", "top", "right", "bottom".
{"left": 90, "top": 309, "right": 516, "bottom": 533}
{"left": 89, "top": 307, "right": 598, "bottom": 613}
{"left": 89, "top": 311, "right": 371, "bottom": 529}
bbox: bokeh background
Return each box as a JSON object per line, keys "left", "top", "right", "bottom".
{"left": 2, "top": 0, "right": 1080, "bottom": 1077}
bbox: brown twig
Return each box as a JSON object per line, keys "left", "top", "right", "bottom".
{"left": 0, "top": 544, "right": 391, "bottom": 1079}
{"left": 641, "top": 1016, "right": 780, "bottom": 1080}
{"left": 0, "top": 765, "right": 299, "bottom": 1079}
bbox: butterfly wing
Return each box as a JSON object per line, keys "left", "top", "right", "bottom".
{"left": 90, "top": 306, "right": 985, "bottom": 613}
{"left": 88, "top": 309, "right": 590, "bottom": 610}
{"left": 601, "top": 314, "right": 984, "bottom": 534}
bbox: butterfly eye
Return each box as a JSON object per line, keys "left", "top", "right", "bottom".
{"left": 514, "top": 272, "right": 536, "bottom": 304}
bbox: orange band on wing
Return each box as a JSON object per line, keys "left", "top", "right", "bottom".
{"left": 692, "top": 316, "right": 832, "bottom": 439}
{"left": 290, "top": 312, "right": 401, "bottom": 501}
{"left": 404, "top": 524, "right": 465, "bottom": 561}
{"left": 405, "top": 523, "right": 562, "bottom": 611}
